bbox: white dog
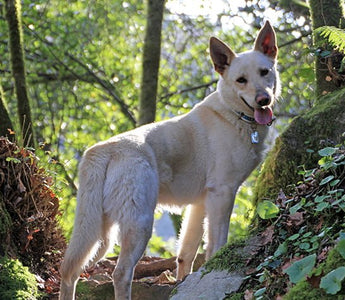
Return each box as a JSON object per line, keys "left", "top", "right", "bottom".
{"left": 60, "top": 21, "right": 279, "bottom": 300}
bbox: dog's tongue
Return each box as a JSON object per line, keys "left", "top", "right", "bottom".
{"left": 254, "top": 107, "right": 273, "bottom": 125}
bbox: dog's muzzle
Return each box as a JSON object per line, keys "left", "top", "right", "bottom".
{"left": 255, "top": 92, "right": 271, "bottom": 107}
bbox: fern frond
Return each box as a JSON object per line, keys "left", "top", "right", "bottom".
{"left": 315, "top": 26, "right": 345, "bottom": 54}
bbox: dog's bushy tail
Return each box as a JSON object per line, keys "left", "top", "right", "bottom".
{"left": 60, "top": 145, "right": 109, "bottom": 285}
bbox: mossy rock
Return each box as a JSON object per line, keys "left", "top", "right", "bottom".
{"left": 0, "top": 257, "right": 39, "bottom": 300}
{"left": 77, "top": 279, "right": 174, "bottom": 300}
{"left": 203, "top": 235, "right": 262, "bottom": 274}
{"left": 203, "top": 240, "right": 247, "bottom": 273}
{"left": 255, "top": 88, "right": 345, "bottom": 203}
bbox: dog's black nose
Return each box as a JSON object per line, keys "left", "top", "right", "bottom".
{"left": 255, "top": 93, "right": 270, "bottom": 106}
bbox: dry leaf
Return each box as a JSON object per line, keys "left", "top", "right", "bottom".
{"left": 261, "top": 225, "right": 275, "bottom": 245}
{"left": 276, "top": 189, "right": 287, "bottom": 208}
{"left": 287, "top": 212, "right": 304, "bottom": 227}
{"left": 244, "top": 289, "right": 254, "bottom": 300}
{"left": 307, "top": 273, "right": 322, "bottom": 288}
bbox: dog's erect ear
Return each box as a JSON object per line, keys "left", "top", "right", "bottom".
{"left": 254, "top": 21, "right": 278, "bottom": 59}
{"left": 209, "top": 37, "right": 236, "bottom": 75}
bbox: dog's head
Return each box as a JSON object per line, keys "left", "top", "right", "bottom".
{"left": 210, "top": 21, "right": 280, "bottom": 125}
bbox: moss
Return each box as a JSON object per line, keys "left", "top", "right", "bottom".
{"left": 254, "top": 89, "right": 345, "bottom": 203}
{"left": 169, "top": 286, "right": 178, "bottom": 298}
{"left": 76, "top": 281, "right": 92, "bottom": 296}
{"left": 0, "top": 257, "right": 39, "bottom": 300}
{"left": 77, "top": 281, "right": 114, "bottom": 300}
{"left": 284, "top": 248, "right": 345, "bottom": 300}
{"left": 324, "top": 248, "right": 345, "bottom": 273}
{"left": 203, "top": 240, "right": 246, "bottom": 274}
{"left": 223, "top": 292, "right": 244, "bottom": 300}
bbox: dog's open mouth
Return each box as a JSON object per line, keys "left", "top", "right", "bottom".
{"left": 254, "top": 107, "right": 273, "bottom": 125}
{"left": 240, "top": 96, "right": 273, "bottom": 125}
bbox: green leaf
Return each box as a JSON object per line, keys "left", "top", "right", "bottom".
{"left": 315, "top": 195, "right": 329, "bottom": 203}
{"left": 284, "top": 254, "right": 316, "bottom": 284}
{"left": 274, "top": 242, "right": 287, "bottom": 257}
{"left": 288, "top": 233, "right": 300, "bottom": 241}
{"left": 336, "top": 239, "right": 345, "bottom": 259}
{"left": 299, "top": 242, "right": 310, "bottom": 250}
{"left": 254, "top": 287, "right": 266, "bottom": 297}
{"left": 315, "top": 26, "right": 345, "bottom": 54}
{"left": 320, "top": 175, "right": 335, "bottom": 185}
{"left": 257, "top": 200, "right": 279, "bottom": 219}
{"left": 289, "top": 202, "right": 303, "bottom": 214}
{"left": 315, "top": 202, "right": 329, "bottom": 211}
{"left": 320, "top": 267, "right": 345, "bottom": 295}
{"left": 330, "top": 179, "right": 340, "bottom": 187}
{"left": 6, "top": 157, "right": 21, "bottom": 164}
{"left": 318, "top": 147, "right": 337, "bottom": 159}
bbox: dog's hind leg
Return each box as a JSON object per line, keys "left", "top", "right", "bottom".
{"left": 176, "top": 202, "right": 205, "bottom": 280}
{"left": 113, "top": 214, "right": 154, "bottom": 300}
{"left": 103, "top": 157, "right": 158, "bottom": 300}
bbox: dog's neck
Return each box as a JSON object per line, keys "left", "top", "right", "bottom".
{"left": 200, "top": 92, "right": 272, "bottom": 145}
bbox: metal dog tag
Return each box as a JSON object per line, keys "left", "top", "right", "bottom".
{"left": 251, "top": 131, "right": 259, "bottom": 144}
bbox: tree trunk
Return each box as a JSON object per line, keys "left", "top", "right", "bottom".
{"left": 254, "top": 0, "right": 345, "bottom": 202}
{"left": 138, "top": 0, "right": 165, "bottom": 126}
{"left": 0, "top": 85, "right": 14, "bottom": 140}
{"left": 309, "top": 0, "right": 345, "bottom": 96}
{"left": 4, "top": 0, "right": 35, "bottom": 148}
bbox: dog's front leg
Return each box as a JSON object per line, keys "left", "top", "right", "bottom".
{"left": 176, "top": 203, "right": 205, "bottom": 280}
{"left": 205, "top": 184, "right": 236, "bottom": 259}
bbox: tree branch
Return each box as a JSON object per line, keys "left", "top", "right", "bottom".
{"left": 159, "top": 79, "right": 217, "bottom": 102}
{"left": 66, "top": 53, "right": 136, "bottom": 126}
{"left": 26, "top": 24, "right": 137, "bottom": 127}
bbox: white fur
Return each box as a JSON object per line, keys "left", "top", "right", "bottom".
{"left": 59, "top": 21, "right": 279, "bottom": 300}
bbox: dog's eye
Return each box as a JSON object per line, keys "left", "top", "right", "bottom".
{"left": 236, "top": 77, "right": 247, "bottom": 84}
{"left": 260, "top": 69, "right": 269, "bottom": 76}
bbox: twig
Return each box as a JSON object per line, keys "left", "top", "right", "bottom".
{"left": 159, "top": 80, "right": 217, "bottom": 102}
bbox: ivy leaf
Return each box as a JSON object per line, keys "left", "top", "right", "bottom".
{"left": 320, "top": 267, "right": 345, "bottom": 295}
{"left": 257, "top": 200, "right": 279, "bottom": 219}
{"left": 315, "top": 202, "right": 329, "bottom": 212}
{"left": 318, "top": 147, "right": 338, "bottom": 157}
{"left": 320, "top": 175, "right": 335, "bottom": 185}
{"left": 284, "top": 254, "right": 316, "bottom": 284}
{"left": 315, "top": 195, "right": 329, "bottom": 203}
{"left": 254, "top": 287, "right": 266, "bottom": 297}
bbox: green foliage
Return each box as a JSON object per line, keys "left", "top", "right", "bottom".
{"left": 320, "top": 267, "right": 345, "bottom": 295}
{"left": 147, "top": 235, "right": 174, "bottom": 258}
{"left": 285, "top": 248, "right": 345, "bottom": 299}
{"left": 257, "top": 200, "right": 279, "bottom": 219}
{"left": 242, "top": 144, "right": 345, "bottom": 298}
{"left": 229, "top": 174, "right": 256, "bottom": 240}
{"left": 0, "top": 257, "right": 39, "bottom": 300}
{"left": 315, "top": 26, "right": 345, "bottom": 54}
{"left": 284, "top": 254, "right": 316, "bottom": 283}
